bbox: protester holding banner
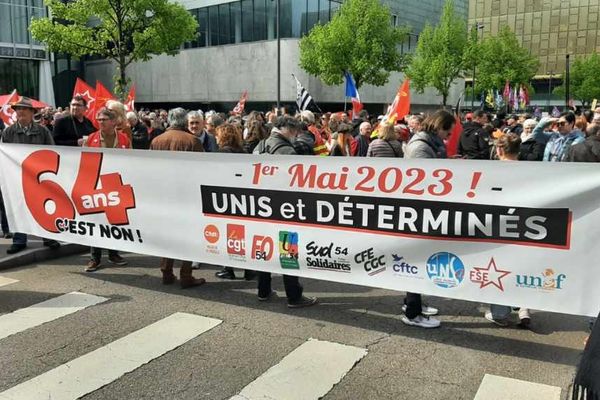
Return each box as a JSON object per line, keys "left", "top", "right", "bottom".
{"left": 0, "top": 96, "right": 61, "bottom": 254}
{"left": 83, "top": 107, "right": 130, "bottom": 271}
{"left": 52, "top": 95, "right": 95, "bottom": 147}
{"left": 401, "top": 109, "right": 456, "bottom": 328}
{"left": 253, "top": 116, "right": 317, "bottom": 308}
{"left": 150, "top": 108, "right": 205, "bottom": 288}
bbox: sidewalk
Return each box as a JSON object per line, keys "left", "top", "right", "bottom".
{"left": 0, "top": 236, "right": 87, "bottom": 271}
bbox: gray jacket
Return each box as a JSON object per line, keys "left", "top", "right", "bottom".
{"left": 253, "top": 128, "right": 297, "bottom": 155}
{"left": 404, "top": 131, "right": 446, "bottom": 159}
{"left": 1, "top": 122, "right": 54, "bottom": 145}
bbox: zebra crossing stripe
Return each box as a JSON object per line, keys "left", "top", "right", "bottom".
{"left": 0, "top": 291, "right": 108, "bottom": 341}
{"left": 0, "top": 276, "right": 18, "bottom": 288}
{"left": 230, "top": 338, "right": 367, "bottom": 400}
{"left": 0, "top": 312, "right": 222, "bottom": 400}
{"left": 474, "top": 374, "right": 562, "bottom": 400}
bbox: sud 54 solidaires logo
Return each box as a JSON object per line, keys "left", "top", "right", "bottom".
{"left": 305, "top": 241, "right": 351, "bottom": 273}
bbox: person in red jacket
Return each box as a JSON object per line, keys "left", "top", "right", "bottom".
{"left": 83, "top": 107, "right": 130, "bottom": 272}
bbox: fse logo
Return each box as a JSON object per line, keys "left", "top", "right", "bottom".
{"left": 227, "top": 224, "right": 246, "bottom": 257}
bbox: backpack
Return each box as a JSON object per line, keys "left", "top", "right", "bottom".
{"left": 253, "top": 139, "right": 289, "bottom": 155}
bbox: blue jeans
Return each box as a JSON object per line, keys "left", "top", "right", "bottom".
{"left": 490, "top": 304, "right": 512, "bottom": 320}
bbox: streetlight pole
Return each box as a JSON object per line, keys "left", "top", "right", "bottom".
{"left": 276, "top": 0, "right": 281, "bottom": 109}
{"left": 565, "top": 54, "right": 570, "bottom": 108}
{"left": 471, "top": 22, "right": 484, "bottom": 109}
{"left": 548, "top": 70, "right": 553, "bottom": 110}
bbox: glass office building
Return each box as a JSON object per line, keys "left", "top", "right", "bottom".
{"left": 0, "top": 0, "right": 53, "bottom": 103}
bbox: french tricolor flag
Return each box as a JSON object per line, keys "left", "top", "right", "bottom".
{"left": 344, "top": 71, "right": 363, "bottom": 116}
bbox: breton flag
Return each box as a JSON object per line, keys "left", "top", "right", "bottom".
{"left": 344, "top": 71, "right": 363, "bottom": 115}
{"left": 231, "top": 90, "right": 248, "bottom": 115}
{"left": 292, "top": 74, "right": 318, "bottom": 112}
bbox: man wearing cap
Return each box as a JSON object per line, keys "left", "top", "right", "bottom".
{"left": 0, "top": 96, "right": 60, "bottom": 254}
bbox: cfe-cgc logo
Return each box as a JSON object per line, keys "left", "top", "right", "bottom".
{"left": 426, "top": 252, "right": 465, "bottom": 289}
{"left": 392, "top": 255, "right": 422, "bottom": 279}
{"left": 516, "top": 268, "right": 566, "bottom": 291}
{"left": 355, "top": 247, "right": 386, "bottom": 276}
{"left": 305, "top": 241, "right": 351, "bottom": 273}
{"left": 469, "top": 257, "right": 511, "bottom": 291}
{"left": 203, "top": 224, "right": 220, "bottom": 255}
{"left": 251, "top": 235, "right": 274, "bottom": 261}
{"left": 227, "top": 224, "right": 246, "bottom": 260}
{"left": 279, "top": 231, "right": 299, "bottom": 269}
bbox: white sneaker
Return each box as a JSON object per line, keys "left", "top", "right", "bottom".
{"left": 484, "top": 311, "right": 509, "bottom": 327}
{"left": 191, "top": 262, "right": 201, "bottom": 269}
{"left": 401, "top": 314, "right": 441, "bottom": 328}
{"left": 402, "top": 304, "right": 439, "bottom": 316}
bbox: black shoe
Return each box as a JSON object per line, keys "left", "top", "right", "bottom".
{"left": 215, "top": 268, "right": 236, "bottom": 280}
{"left": 43, "top": 240, "right": 60, "bottom": 250}
{"left": 3, "top": 233, "right": 12, "bottom": 239}
{"left": 258, "top": 290, "right": 277, "bottom": 301}
{"left": 244, "top": 270, "right": 257, "bottom": 281}
{"left": 287, "top": 296, "right": 318, "bottom": 309}
{"left": 6, "top": 244, "right": 26, "bottom": 254}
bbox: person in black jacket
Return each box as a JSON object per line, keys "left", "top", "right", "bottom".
{"left": 518, "top": 119, "right": 546, "bottom": 161}
{"left": 127, "top": 111, "right": 149, "bottom": 149}
{"left": 458, "top": 110, "right": 492, "bottom": 159}
{"left": 52, "top": 95, "right": 95, "bottom": 146}
{"left": 567, "top": 124, "right": 600, "bottom": 162}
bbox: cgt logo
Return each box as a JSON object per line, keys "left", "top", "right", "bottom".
{"left": 204, "top": 225, "right": 220, "bottom": 244}
{"left": 226, "top": 224, "right": 245, "bottom": 256}
{"left": 251, "top": 235, "right": 274, "bottom": 261}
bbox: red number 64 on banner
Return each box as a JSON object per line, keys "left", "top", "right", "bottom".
{"left": 21, "top": 150, "right": 136, "bottom": 233}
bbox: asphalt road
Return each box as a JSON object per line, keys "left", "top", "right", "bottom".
{"left": 0, "top": 250, "right": 588, "bottom": 400}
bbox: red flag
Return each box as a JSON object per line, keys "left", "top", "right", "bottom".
{"left": 73, "top": 78, "right": 96, "bottom": 123}
{"left": 503, "top": 80, "right": 510, "bottom": 99}
{"left": 125, "top": 85, "right": 136, "bottom": 112}
{"left": 0, "top": 90, "right": 19, "bottom": 127}
{"left": 385, "top": 79, "right": 410, "bottom": 125}
{"left": 231, "top": 91, "right": 248, "bottom": 115}
{"left": 446, "top": 116, "right": 463, "bottom": 158}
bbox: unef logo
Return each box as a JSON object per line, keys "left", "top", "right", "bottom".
{"left": 204, "top": 225, "right": 220, "bottom": 244}
{"left": 279, "top": 231, "right": 299, "bottom": 269}
{"left": 252, "top": 235, "right": 274, "bottom": 261}
{"left": 426, "top": 252, "right": 465, "bottom": 288}
{"left": 469, "top": 257, "right": 511, "bottom": 291}
{"left": 516, "top": 268, "right": 566, "bottom": 291}
{"left": 226, "top": 224, "right": 245, "bottom": 256}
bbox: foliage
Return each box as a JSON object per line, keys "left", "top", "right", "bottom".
{"left": 30, "top": 0, "right": 198, "bottom": 99}
{"left": 474, "top": 26, "right": 539, "bottom": 94}
{"left": 299, "top": 0, "right": 409, "bottom": 89}
{"left": 553, "top": 53, "right": 600, "bottom": 106}
{"left": 406, "top": 0, "right": 467, "bottom": 106}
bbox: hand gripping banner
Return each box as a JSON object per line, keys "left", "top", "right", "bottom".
{"left": 0, "top": 144, "right": 598, "bottom": 316}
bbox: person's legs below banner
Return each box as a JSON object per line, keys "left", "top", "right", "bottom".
{"left": 160, "top": 258, "right": 176, "bottom": 285}
{"left": 107, "top": 249, "right": 127, "bottom": 266}
{"left": 86, "top": 247, "right": 103, "bottom": 272}
{"left": 0, "top": 188, "right": 10, "bottom": 237}
{"left": 284, "top": 275, "right": 317, "bottom": 309}
{"left": 485, "top": 304, "right": 512, "bottom": 326}
{"left": 179, "top": 260, "right": 205, "bottom": 289}
{"left": 257, "top": 272, "right": 273, "bottom": 300}
{"left": 401, "top": 292, "right": 440, "bottom": 329}
{"left": 7, "top": 233, "right": 27, "bottom": 254}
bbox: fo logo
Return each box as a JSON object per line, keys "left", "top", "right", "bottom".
{"left": 204, "top": 225, "right": 220, "bottom": 244}
{"left": 426, "top": 252, "right": 465, "bottom": 289}
{"left": 227, "top": 224, "right": 246, "bottom": 256}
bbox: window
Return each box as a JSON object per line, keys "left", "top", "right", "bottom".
{"left": 242, "top": 0, "right": 253, "bottom": 42}
{"left": 208, "top": 6, "right": 219, "bottom": 46}
{"left": 0, "top": 59, "right": 39, "bottom": 98}
{"left": 319, "top": 0, "right": 329, "bottom": 23}
{"left": 198, "top": 8, "right": 208, "bottom": 47}
{"left": 12, "top": 0, "right": 30, "bottom": 44}
{"left": 219, "top": 3, "right": 231, "bottom": 45}
{"left": 254, "top": 0, "right": 267, "bottom": 41}
{"left": 0, "top": 3, "right": 12, "bottom": 43}
{"left": 307, "top": 0, "right": 319, "bottom": 33}
{"left": 230, "top": 2, "right": 242, "bottom": 43}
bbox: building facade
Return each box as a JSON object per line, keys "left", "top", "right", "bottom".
{"left": 83, "top": 0, "right": 467, "bottom": 112}
{"left": 0, "top": 0, "right": 54, "bottom": 105}
{"left": 468, "top": 0, "right": 600, "bottom": 106}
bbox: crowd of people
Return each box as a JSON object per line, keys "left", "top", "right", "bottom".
{"left": 2, "top": 95, "right": 600, "bottom": 321}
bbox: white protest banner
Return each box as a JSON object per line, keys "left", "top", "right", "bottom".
{"left": 0, "top": 144, "right": 598, "bottom": 316}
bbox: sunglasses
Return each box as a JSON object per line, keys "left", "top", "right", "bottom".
{"left": 557, "top": 121, "right": 568, "bottom": 126}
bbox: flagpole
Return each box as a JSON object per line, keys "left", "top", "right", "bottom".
{"left": 276, "top": 0, "right": 281, "bottom": 109}
{"left": 344, "top": 96, "right": 347, "bottom": 112}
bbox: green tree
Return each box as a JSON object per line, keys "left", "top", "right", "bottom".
{"left": 299, "top": 0, "right": 408, "bottom": 89}
{"left": 406, "top": 0, "right": 467, "bottom": 106}
{"left": 554, "top": 53, "right": 600, "bottom": 106}
{"left": 475, "top": 26, "right": 539, "bottom": 94}
{"left": 30, "top": 0, "right": 198, "bottom": 99}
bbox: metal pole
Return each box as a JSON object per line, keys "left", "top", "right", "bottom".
{"left": 548, "top": 71, "right": 553, "bottom": 110}
{"left": 276, "top": 0, "right": 281, "bottom": 109}
{"left": 565, "top": 54, "right": 570, "bottom": 108}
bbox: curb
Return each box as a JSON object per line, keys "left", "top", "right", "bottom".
{"left": 0, "top": 243, "right": 89, "bottom": 271}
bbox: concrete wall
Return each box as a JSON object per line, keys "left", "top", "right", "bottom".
{"left": 85, "top": 38, "right": 462, "bottom": 109}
